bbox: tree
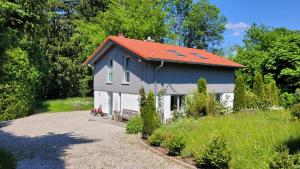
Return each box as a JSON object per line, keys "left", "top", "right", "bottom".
{"left": 235, "top": 25, "right": 300, "bottom": 93}
{"left": 141, "top": 91, "right": 160, "bottom": 137}
{"left": 208, "top": 93, "right": 216, "bottom": 116}
{"left": 268, "top": 80, "right": 279, "bottom": 106}
{"left": 197, "top": 77, "right": 207, "bottom": 95}
{"left": 98, "top": 0, "right": 167, "bottom": 41}
{"left": 233, "top": 76, "right": 246, "bottom": 112}
{"left": 183, "top": 0, "right": 226, "bottom": 52}
{"left": 253, "top": 72, "right": 265, "bottom": 98}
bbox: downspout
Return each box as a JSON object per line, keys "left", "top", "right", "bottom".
{"left": 154, "top": 60, "right": 164, "bottom": 109}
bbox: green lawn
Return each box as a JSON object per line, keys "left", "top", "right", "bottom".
{"left": 154, "top": 110, "right": 300, "bottom": 169}
{"left": 35, "top": 97, "right": 93, "bottom": 113}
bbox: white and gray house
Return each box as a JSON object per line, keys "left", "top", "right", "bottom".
{"left": 83, "top": 35, "right": 244, "bottom": 122}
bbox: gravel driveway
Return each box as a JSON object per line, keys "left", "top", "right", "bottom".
{"left": 0, "top": 111, "right": 186, "bottom": 169}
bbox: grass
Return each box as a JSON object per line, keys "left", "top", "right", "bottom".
{"left": 154, "top": 110, "right": 300, "bottom": 169}
{"left": 35, "top": 97, "right": 93, "bottom": 113}
{"left": 0, "top": 147, "right": 16, "bottom": 169}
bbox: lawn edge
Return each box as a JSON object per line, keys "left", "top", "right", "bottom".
{"left": 137, "top": 133, "right": 196, "bottom": 169}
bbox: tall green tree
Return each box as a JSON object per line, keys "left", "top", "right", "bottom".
{"left": 235, "top": 25, "right": 300, "bottom": 93}
{"left": 183, "top": 0, "right": 226, "bottom": 52}
{"left": 197, "top": 77, "right": 207, "bottom": 95}
{"left": 253, "top": 72, "right": 265, "bottom": 98}
{"left": 98, "top": 0, "right": 167, "bottom": 41}
{"left": 233, "top": 76, "right": 246, "bottom": 112}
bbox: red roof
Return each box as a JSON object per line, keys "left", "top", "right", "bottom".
{"left": 83, "top": 35, "right": 244, "bottom": 68}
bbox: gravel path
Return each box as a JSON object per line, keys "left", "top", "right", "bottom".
{"left": 0, "top": 111, "right": 186, "bottom": 169}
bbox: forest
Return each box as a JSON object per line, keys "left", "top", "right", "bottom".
{"left": 0, "top": 0, "right": 299, "bottom": 120}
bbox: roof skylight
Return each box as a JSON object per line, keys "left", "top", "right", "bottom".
{"left": 191, "top": 52, "right": 208, "bottom": 59}
{"left": 167, "top": 50, "right": 186, "bottom": 57}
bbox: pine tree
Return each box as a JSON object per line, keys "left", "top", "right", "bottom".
{"left": 208, "top": 93, "right": 216, "bottom": 116}
{"left": 141, "top": 91, "right": 160, "bottom": 138}
{"left": 253, "top": 72, "right": 265, "bottom": 98}
{"left": 233, "top": 76, "right": 246, "bottom": 112}
{"left": 139, "top": 87, "right": 146, "bottom": 112}
{"left": 198, "top": 77, "right": 207, "bottom": 95}
{"left": 269, "top": 80, "right": 279, "bottom": 106}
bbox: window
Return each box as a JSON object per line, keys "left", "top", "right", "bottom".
{"left": 171, "top": 95, "right": 185, "bottom": 111}
{"left": 215, "top": 93, "right": 222, "bottom": 102}
{"left": 107, "top": 59, "right": 113, "bottom": 83}
{"left": 123, "top": 56, "right": 130, "bottom": 83}
{"left": 191, "top": 52, "right": 208, "bottom": 59}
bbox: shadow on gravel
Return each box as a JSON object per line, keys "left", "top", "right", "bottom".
{"left": 0, "top": 131, "right": 98, "bottom": 169}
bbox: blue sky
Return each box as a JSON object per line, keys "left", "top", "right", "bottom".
{"left": 208, "top": 0, "right": 300, "bottom": 48}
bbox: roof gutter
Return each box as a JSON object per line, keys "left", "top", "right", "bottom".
{"left": 154, "top": 60, "right": 164, "bottom": 109}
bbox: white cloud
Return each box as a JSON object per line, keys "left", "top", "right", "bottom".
{"left": 225, "top": 22, "right": 250, "bottom": 37}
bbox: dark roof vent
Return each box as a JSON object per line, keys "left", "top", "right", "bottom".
{"left": 168, "top": 50, "right": 186, "bottom": 57}
{"left": 191, "top": 52, "right": 208, "bottom": 59}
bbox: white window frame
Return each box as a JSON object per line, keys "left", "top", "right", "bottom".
{"left": 170, "top": 95, "right": 185, "bottom": 111}
{"left": 123, "top": 56, "right": 130, "bottom": 84}
{"left": 107, "top": 58, "right": 113, "bottom": 83}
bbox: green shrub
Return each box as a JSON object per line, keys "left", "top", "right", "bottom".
{"left": 166, "top": 134, "right": 186, "bottom": 156}
{"left": 290, "top": 103, "right": 300, "bottom": 119}
{"left": 0, "top": 148, "right": 16, "bottom": 169}
{"left": 126, "top": 115, "right": 143, "bottom": 134}
{"left": 148, "top": 130, "right": 166, "bottom": 147}
{"left": 280, "top": 92, "right": 295, "bottom": 108}
{"left": 172, "top": 110, "right": 184, "bottom": 121}
{"left": 269, "top": 145, "right": 294, "bottom": 169}
{"left": 269, "top": 80, "right": 279, "bottom": 106}
{"left": 185, "top": 91, "right": 208, "bottom": 117}
{"left": 253, "top": 72, "right": 265, "bottom": 98}
{"left": 293, "top": 153, "right": 300, "bottom": 168}
{"left": 141, "top": 91, "right": 161, "bottom": 137}
{"left": 208, "top": 94, "right": 216, "bottom": 116}
{"left": 244, "top": 90, "right": 258, "bottom": 109}
{"left": 197, "top": 78, "right": 207, "bottom": 95}
{"left": 233, "top": 76, "right": 246, "bottom": 112}
{"left": 196, "top": 135, "right": 231, "bottom": 169}
{"left": 295, "top": 88, "right": 300, "bottom": 104}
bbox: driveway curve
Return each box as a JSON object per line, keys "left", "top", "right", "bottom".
{"left": 0, "top": 111, "right": 187, "bottom": 169}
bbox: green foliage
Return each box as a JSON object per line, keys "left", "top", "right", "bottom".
{"left": 0, "top": 148, "right": 16, "bottom": 169}
{"left": 280, "top": 92, "right": 295, "bottom": 108}
{"left": 290, "top": 103, "right": 300, "bottom": 119}
{"left": 139, "top": 87, "right": 147, "bottom": 112}
{"left": 166, "top": 134, "right": 186, "bottom": 156}
{"left": 197, "top": 78, "right": 207, "bottom": 95}
{"left": 253, "top": 72, "right": 265, "bottom": 98}
{"left": 183, "top": 0, "right": 226, "bottom": 52}
{"left": 98, "top": 0, "right": 167, "bottom": 41}
{"left": 126, "top": 115, "right": 143, "bottom": 134}
{"left": 154, "top": 110, "right": 300, "bottom": 168}
{"left": 233, "top": 76, "right": 246, "bottom": 112}
{"left": 172, "top": 110, "right": 185, "bottom": 121}
{"left": 208, "top": 94, "right": 217, "bottom": 116}
{"left": 235, "top": 25, "right": 300, "bottom": 93}
{"left": 269, "top": 145, "right": 294, "bottom": 169}
{"left": 265, "top": 80, "right": 279, "bottom": 106}
{"left": 196, "top": 135, "right": 231, "bottom": 169}
{"left": 141, "top": 91, "right": 161, "bottom": 137}
{"left": 184, "top": 91, "right": 208, "bottom": 117}
{"left": 148, "top": 130, "right": 166, "bottom": 147}
{"left": 295, "top": 88, "right": 300, "bottom": 104}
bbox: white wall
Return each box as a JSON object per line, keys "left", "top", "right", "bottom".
{"left": 94, "top": 91, "right": 109, "bottom": 114}
{"left": 163, "top": 95, "right": 171, "bottom": 122}
{"left": 221, "top": 93, "right": 234, "bottom": 108}
{"left": 113, "top": 92, "right": 121, "bottom": 113}
{"left": 120, "top": 93, "right": 140, "bottom": 112}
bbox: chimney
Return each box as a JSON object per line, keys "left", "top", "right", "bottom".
{"left": 118, "top": 33, "right": 125, "bottom": 38}
{"left": 145, "top": 36, "right": 154, "bottom": 42}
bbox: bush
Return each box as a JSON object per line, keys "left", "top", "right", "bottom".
{"left": 172, "top": 110, "right": 184, "bottom": 121}
{"left": 280, "top": 92, "right": 295, "bottom": 108}
{"left": 196, "top": 135, "right": 231, "bottom": 169}
{"left": 290, "top": 103, "right": 300, "bottom": 119}
{"left": 0, "top": 148, "right": 16, "bottom": 169}
{"left": 185, "top": 91, "right": 208, "bottom": 117}
{"left": 166, "top": 134, "right": 186, "bottom": 156}
{"left": 253, "top": 72, "right": 265, "bottom": 98}
{"left": 269, "top": 145, "right": 294, "bottom": 169}
{"left": 198, "top": 78, "right": 207, "bottom": 95}
{"left": 126, "top": 115, "right": 143, "bottom": 134}
{"left": 141, "top": 91, "right": 161, "bottom": 137}
{"left": 244, "top": 90, "right": 258, "bottom": 109}
{"left": 148, "top": 130, "right": 167, "bottom": 147}
{"left": 233, "top": 76, "right": 246, "bottom": 112}
{"left": 208, "top": 94, "right": 216, "bottom": 116}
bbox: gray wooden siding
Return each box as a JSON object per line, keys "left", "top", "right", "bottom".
{"left": 94, "top": 45, "right": 235, "bottom": 95}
